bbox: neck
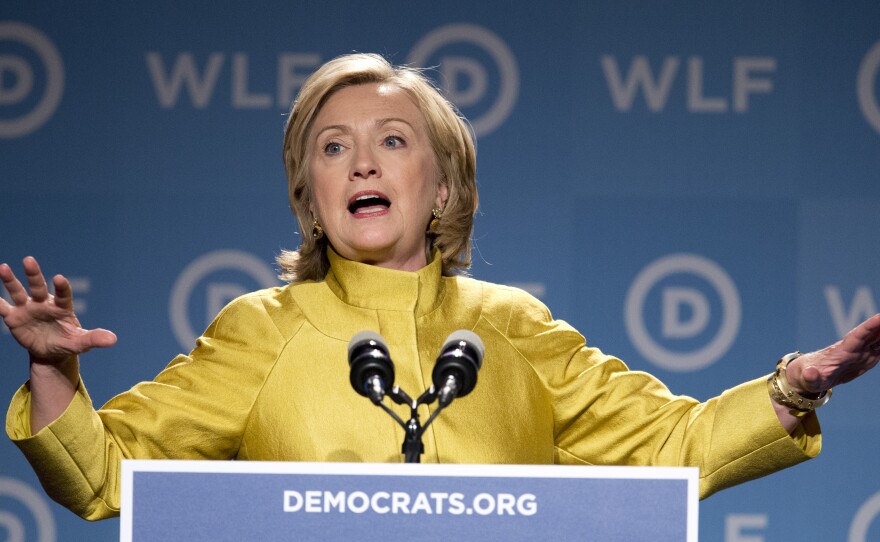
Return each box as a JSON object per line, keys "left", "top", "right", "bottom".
{"left": 333, "top": 243, "right": 430, "bottom": 273}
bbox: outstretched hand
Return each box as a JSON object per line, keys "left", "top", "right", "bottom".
{"left": 0, "top": 256, "right": 117, "bottom": 364}
{"left": 788, "top": 313, "right": 880, "bottom": 394}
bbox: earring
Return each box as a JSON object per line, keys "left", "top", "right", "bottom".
{"left": 311, "top": 217, "right": 324, "bottom": 239}
{"left": 428, "top": 207, "right": 442, "bottom": 234}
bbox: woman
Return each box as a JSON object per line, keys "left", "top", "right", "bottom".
{"left": 3, "top": 53, "right": 879, "bottom": 521}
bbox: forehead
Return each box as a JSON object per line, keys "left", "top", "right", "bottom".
{"left": 313, "top": 83, "right": 424, "bottom": 128}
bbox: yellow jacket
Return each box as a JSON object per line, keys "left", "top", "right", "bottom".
{"left": 6, "top": 250, "right": 819, "bottom": 520}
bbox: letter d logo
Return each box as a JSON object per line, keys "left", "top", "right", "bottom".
{"left": 625, "top": 253, "right": 741, "bottom": 372}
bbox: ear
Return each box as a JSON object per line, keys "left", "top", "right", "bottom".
{"left": 436, "top": 181, "right": 449, "bottom": 209}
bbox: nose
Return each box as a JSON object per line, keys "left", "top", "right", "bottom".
{"left": 350, "top": 145, "right": 381, "bottom": 181}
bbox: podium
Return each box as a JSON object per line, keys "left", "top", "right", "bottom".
{"left": 121, "top": 461, "right": 698, "bottom": 541}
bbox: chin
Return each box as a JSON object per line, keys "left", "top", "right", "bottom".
{"left": 347, "top": 229, "right": 400, "bottom": 252}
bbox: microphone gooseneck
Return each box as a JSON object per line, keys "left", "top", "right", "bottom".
{"left": 346, "top": 329, "right": 485, "bottom": 463}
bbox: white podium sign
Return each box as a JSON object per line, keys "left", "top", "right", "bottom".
{"left": 121, "top": 461, "right": 698, "bottom": 541}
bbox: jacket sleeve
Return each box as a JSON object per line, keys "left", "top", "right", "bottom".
{"left": 5, "top": 291, "right": 285, "bottom": 520}
{"left": 502, "top": 287, "right": 821, "bottom": 499}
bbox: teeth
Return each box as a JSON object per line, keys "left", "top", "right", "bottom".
{"left": 349, "top": 194, "right": 390, "bottom": 213}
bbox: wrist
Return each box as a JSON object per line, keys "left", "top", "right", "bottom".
{"left": 767, "top": 352, "right": 831, "bottom": 414}
{"left": 781, "top": 354, "right": 816, "bottom": 396}
{"left": 27, "top": 357, "right": 80, "bottom": 435}
{"left": 29, "top": 354, "right": 79, "bottom": 388}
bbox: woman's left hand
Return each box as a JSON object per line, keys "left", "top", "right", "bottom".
{"left": 786, "top": 313, "right": 880, "bottom": 394}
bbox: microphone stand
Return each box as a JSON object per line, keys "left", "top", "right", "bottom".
{"left": 372, "top": 385, "right": 449, "bottom": 463}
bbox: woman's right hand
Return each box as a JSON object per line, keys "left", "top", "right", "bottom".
{"left": 0, "top": 256, "right": 116, "bottom": 363}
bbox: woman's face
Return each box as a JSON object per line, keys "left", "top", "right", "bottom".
{"left": 308, "top": 83, "right": 447, "bottom": 271}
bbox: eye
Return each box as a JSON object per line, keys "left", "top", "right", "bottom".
{"left": 323, "top": 142, "right": 343, "bottom": 155}
{"left": 383, "top": 135, "right": 404, "bottom": 149}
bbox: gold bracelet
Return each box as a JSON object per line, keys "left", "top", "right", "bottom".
{"left": 767, "top": 352, "right": 831, "bottom": 415}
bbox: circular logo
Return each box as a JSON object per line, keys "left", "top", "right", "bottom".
{"left": 0, "top": 21, "right": 64, "bottom": 138}
{"left": 624, "top": 253, "right": 741, "bottom": 372}
{"left": 0, "top": 477, "right": 56, "bottom": 542}
{"left": 858, "top": 40, "right": 880, "bottom": 136}
{"left": 407, "top": 23, "right": 519, "bottom": 137}
{"left": 850, "top": 490, "right": 880, "bottom": 542}
{"left": 169, "top": 250, "right": 279, "bottom": 350}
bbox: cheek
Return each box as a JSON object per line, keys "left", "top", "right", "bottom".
{"left": 309, "top": 172, "right": 339, "bottom": 215}
{"left": 314, "top": 193, "right": 340, "bottom": 221}
{"left": 417, "top": 158, "right": 443, "bottom": 202}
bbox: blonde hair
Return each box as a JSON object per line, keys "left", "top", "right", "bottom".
{"left": 277, "top": 53, "right": 478, "bottom": 282}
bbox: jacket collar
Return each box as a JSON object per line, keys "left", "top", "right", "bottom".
{"left": 324, "top": 248, "right": 444, "bottom": 317}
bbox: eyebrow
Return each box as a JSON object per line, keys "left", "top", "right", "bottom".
{"left": 313, "top": 117, "right": 416, "bottom": 140}
{"left": 377, "top": 117, "right": 415, "bottom": 129}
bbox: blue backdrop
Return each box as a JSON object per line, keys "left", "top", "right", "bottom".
{"left": 2, "top": 2, "right": 880, "bottom": 540}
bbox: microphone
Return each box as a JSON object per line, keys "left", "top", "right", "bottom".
{"left": 348, "top": 331, "right": 395, "bottom": 405}
{"left": 432, "top": 330, "right": 485, "bottom": 407}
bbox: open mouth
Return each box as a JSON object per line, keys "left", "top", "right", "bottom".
{"left": 348, "top": 193, "right": 391, "bottom": 215}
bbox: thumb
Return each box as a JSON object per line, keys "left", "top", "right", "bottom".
{"left": 79, "top": 328, "right": 118, "bottom": 351}
{"left": 800, "top": 365, "right": 823, "bottom": 393}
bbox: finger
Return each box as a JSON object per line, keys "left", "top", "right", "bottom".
{"left": 0, "top": 265, "right": 11, "bottom": 317}
{"left": 0, "top": 262, "right": 29, "bottom": 305}
{"left": 860, "top": 313, "right": 880, "bottom": 333}
{"left": 52, "top": 274, "right": 74, "bottom": 311}
{"left": 22, "top": 256, "right": 50, "bottom": 302}
{"left": 842, "top": 313, "right": 880, "bottom": 352}
{"left": 865, "top": 313, "right": 880, "bottom": 351}
{"left": 76, "top": 328, "right": 118, "bottom": 351}
{"left": 860, "top": 313, "right": 880, "bottom": 334}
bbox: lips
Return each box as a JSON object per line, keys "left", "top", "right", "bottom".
{"left": 347, "top": 191, "right": 391, "bottom": 216}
